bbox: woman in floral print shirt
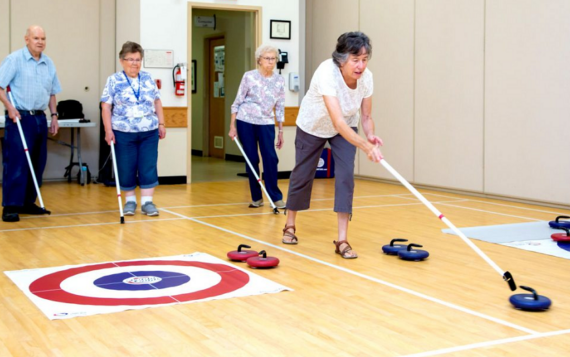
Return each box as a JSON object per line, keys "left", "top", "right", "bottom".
{"left": 229, "top": 44, "right": 286, "bottom": 209}
{"left": 101, "top": 41, "right": 166, "bottom": 217}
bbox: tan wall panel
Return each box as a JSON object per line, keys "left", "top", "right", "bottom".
{"left": 10, "top": 0, "right": 102, "bottom": 180}
{"left": 100, "top": 0, "right": 116, "bottom": 91}
{"left": 0, "top": 0, "right": 9, "bottom": 67}
{"left": 306, "top": 0, "right": 359, "bottom": 85}
{"left": 116, "top": 0, "right": 140, "bottom": 71}
{"left": 485, "top": 0, "right": 570, "bottom": 204}
{"left": 358, "top": 0, "right": 414, "bottom": 180}
{"left": 414, "top": 0, "right": 484, "bottom": 191}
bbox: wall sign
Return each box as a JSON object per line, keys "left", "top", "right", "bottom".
{"left": 144, "top": 49, "right": 174, "bottom": 68}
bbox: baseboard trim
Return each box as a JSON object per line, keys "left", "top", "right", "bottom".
{"left": 225, "top": 154, "right": 245, "bottom": 163}
{"left": 355, "top": 175, "right": 570, "bottom": 210}
{"left": 158, "top": 176, "right": 187, "bottom": 185}
{"left": 191, "top": 150, "right": 203, "bottom": 157}
{"left": 237, "top": 171, "right": 292, "bottom": 180}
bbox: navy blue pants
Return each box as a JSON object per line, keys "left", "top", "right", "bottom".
{"left": 2, "top": 113, "right": 48, "bottom": 207}
{"left": 236, "top": 120, "right": 282, "bottom": 202}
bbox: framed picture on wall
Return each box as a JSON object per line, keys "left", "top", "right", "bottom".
{"left": 191, "top": 60, "right": 197, "bottom": 94}
{"left": 270, "top": 20, "right": 291, "bottom": 40}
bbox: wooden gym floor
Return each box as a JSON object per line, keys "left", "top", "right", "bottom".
{"left": 0, "top": 179, "right": 569, "bottom": 356}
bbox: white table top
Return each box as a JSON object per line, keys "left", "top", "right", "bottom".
{"left": 0, "top": 119, "right": 96, "bottom": 128}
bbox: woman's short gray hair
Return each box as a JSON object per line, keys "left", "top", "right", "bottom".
{"left": 331, "top": 32, "right": 372, "bottom": 67}
{"left": 119, "top": 41, "right": 144, "bottom": 59}
{"left": 255, "top": 44, "right": 279, "bottom": 64}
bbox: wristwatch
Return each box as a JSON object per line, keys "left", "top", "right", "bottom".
{"left": 50, "top": 113, "right": 59, "bottom": 118}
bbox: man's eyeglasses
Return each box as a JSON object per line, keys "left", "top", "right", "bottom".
{"left": 123, "top": 58, "right": 142, "bottom": 64}
{"left": 262, "top": 57, "right": 277, "bottom": 62}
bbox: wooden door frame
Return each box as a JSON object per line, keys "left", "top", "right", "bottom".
{"left": 187, "top": 2, "right": 262, "bottom": 183}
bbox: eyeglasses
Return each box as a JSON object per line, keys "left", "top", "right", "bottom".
{"left": 123, "top": 58, "right": 142, "bottom": 64}
{"left": 262, "top": 57, "right": 277, "bottom": 62}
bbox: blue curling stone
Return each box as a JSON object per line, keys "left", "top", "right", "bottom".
{"left": 509, "top": 294, "right": 552, "bottom": 311}
{"left": 398, "top": 244, "right": 429, "bottom": 261}
{"left": 383, "top": 244, "right": 408, "bottom": 255}
{"left": 549, "top": 216, "right": 570, "bottom": 230}
{"left": 382, "top": 238, "right": 409, "bottom": 255}
{"left": 549, "top": 221, "right": 570, "bottom": 230}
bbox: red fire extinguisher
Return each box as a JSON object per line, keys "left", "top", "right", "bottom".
{"left": 173, "top": 64, "right": 186, "bottom": 96}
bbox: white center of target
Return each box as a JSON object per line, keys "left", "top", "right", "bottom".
{"left": 60, "top": 265, "right": 222, "bottom": 299}
{"left": 123, "top": 276, "right": 162, "bottom": 285}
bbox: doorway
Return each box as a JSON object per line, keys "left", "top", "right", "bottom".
{"left": 188, "top": 4, "right": 261, "bottom": 183}
{"left": 208, "top": 37, "right": 225, "bottom": 159}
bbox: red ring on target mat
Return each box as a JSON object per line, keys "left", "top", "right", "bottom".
{"left": 29, "top": 260, "right": 249, "bottom": 306}
{"left": 551, "top": 233, "right": 570, "bottom": 242}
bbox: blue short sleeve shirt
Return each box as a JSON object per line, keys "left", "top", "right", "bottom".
{"left": 101, "top": 70, "right": 161, "bottom": 133}
{"left": 0, "top": 47, "right": 61, "bottom": 110}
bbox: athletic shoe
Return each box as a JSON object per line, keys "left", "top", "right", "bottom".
{"left": 142, "top": 202, "right": 159, "bottom": 216}
{"left": 274, "top": 200, "right": 286, "bottom": 209}
{"left": 249, "top": 199, "right": 264, "bottom": 208}
{"left": 123, "top": 201, "right": 137, "bottom": 216}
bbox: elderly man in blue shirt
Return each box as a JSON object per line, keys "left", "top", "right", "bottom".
{"left": 0, "top": 25, "right": 61, "bottom": 222}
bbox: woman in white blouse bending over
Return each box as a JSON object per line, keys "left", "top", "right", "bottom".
{"left": 229, "top": 44, "right": 286, "bottom": 209}
{"left": 281, "top": 32, "right": 383, "bottom": 259}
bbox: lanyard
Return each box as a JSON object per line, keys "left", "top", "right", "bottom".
{"left": 123, "top": 71, "right": 141, "bottom": 102}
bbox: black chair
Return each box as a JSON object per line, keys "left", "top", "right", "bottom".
{"left": 97, "top": 102, "right": 115, "bottom": 186}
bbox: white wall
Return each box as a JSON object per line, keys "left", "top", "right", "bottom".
{"left": 138, "top": 0, "right": 302, "bottom": 178}
{"left": 140, "top": 0, "right": 301, "bottom": 108}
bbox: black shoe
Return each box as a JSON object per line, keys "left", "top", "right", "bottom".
{"left": 20, "top": 203, "right": 50, "bottom": 215}
{"left": 2, "top": 207, "right": 20, "bottom": 222}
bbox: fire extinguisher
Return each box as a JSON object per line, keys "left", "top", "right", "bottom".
{"left": 172, "top": 63, "right": 186, "bottom": 96}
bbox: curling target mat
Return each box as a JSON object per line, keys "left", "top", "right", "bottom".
{"left": 443, "top": 222, "right": 570, "bottom": 260}
{"left": 442, "top": 221, "right": 553, "bottom": 243}
{"left": 4, "top": 252, "right": 293, "bottom": 320}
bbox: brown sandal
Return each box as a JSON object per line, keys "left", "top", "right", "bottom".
{"left": 333, "top": 240, "right": 358, "bottom": 259}
{"left": 282, "top": 225, "right": 298, "bottom": 245}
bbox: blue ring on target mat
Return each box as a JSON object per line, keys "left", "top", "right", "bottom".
{"left": 557, "top": 241, "right": 570, "bottom": 252}
{"left": 28, "top": 260, "right": 249, "bottom": 306}
{"left": 94, "top": 271, "right": 190, "bottom": 291}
